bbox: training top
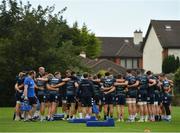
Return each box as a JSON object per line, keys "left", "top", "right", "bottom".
{"left": 125, "top": 75, "right": 137, "bottom": 91}
{"left": 101, "top": 77, "right": 116, "bottom": 95}
{"left": 92, "top": 80, "right": 102, "bottom": 96}
{"left": 79, "top": 79, "right": 94, "bottom": 97}
{"left": 115, "top": 80, "right": 126, "bottom": 96}
{"left": 137, "top": 75, "right": 149, "bottom": 91}
{"left": 24, "top": 76, "right": 35, "bottom": 97}
{"left": 47, "top": 77, "right": 62, "bottom": 91}
{"left": 65, "top": 76, "right": 77, "bottom": 96}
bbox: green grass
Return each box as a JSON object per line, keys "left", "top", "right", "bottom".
{"left": 0, "top": 107, "right": 180, "bottom": 132}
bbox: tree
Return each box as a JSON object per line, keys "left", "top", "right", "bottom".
{"left": 0, "top": 0, "right": 101, "bottom": 106}
{"left": 174, "top": 67, "right": 180, "bottom": 93}
{"left": 176, "top": 56, "right": 180, "bottom": 69}
{"left": 162, "top": 55, "right": 177, "bottom": 74}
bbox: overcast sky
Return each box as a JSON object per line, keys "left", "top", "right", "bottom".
{"left": 5, "top": 0, "right": 180, "bottom": 37}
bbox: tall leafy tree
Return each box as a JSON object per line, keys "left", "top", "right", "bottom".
{"left": 0, "top": 0, "right": 101, "bottom": 106}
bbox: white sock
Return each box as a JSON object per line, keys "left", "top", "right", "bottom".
{"left": 167, "top": 115, "right": 172, "bottom": 120}
{"left": 145, "top": 115, "right": 148, "bottom": 120}
{"left": 141, "top": 116, "right": 144, "bottom": 120}
{"left": 73, "top": 115, "right": 76, "bottom": 119}
{"left": 79, "top": 113, "right": 83, "bottom": 118}
{"left": 132, "top": 115, "right": 135, "bottom": 120}
{"left": 130, "top": 115, "right": 133, "bottom": 120}
{"left": 152, "top": 115, "right": 154, "bottom": 120}
{"left": 40, "top": 115, "right": 45, "bottom": 120}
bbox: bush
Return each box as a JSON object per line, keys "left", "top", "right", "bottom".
{"left": 162, "top": 55, "right": 179, "bottom": 74}
{"left": 172, "top": 94, "right": 180, "bottom": 106}
{"left": 174, "top": 67, "right": 180, "bottom": 94}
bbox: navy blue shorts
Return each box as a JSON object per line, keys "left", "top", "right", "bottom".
{"left": 81, "top": 96, "right": 92, "bottom": 107}
{"left": 147, "top": 93, "right": 155, "bottom": 104}
{"left": 115, "top": 94, "right": 126, "bottom": 105}
{"left": 48, "top": 91, "right": 59, "bottom": 103}
{"left": 102, "top": 94, "right": 115, "bottom": 105}
{"left": 15, "top": 92, "right": 23, "bottom": 102}
{"left": 162, "top": 93, "right": 172, "bottom": 106}
{"left": 28, "top": 97, "right": 37, "bottom": 106}
{"left": 93, "top": 95, "right": 102, "bottom": 105}
{"left": 66, "top": 95, "right": 76, "bottom": 104}
{"left": 37, "top": 90, "right": 47, "bottom": 103}
{"left": 127, "top": 90, "right": 137, "bottom": 98}
{"left": 137, "top": 90, "right": 147, "bottom": 102}
{"left": 61, "top": 94, "right": 67, "bottom": 101}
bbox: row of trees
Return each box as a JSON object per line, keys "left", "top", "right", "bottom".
{"left": 0, "top": 0, "right": 101, "bottom": 106}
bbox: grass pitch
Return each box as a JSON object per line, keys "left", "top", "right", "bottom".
{"left": 0, "top": 107, "right": 180, "bottom": 132}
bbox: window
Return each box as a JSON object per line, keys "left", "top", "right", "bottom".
{"left": 133, "top": 59, "right": 138, "bottom": 69}
{"left": 126, "top": 59, "right": 133, "bottom": 69}
{"left": 120, "top": 58, "right": 139, "bottom": 69}
{"left": 121, "top": 59, "right": 126, "bottom": 68}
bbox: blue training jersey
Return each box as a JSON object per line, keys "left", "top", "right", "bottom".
{"left": 24, "top": 77, "right": 35, "bottom": 97}
{"left": 137, "top": 75, "right": 149, "bottom": 91}
{"left": 125, "top": 75, "right": 137, "bottom": 91}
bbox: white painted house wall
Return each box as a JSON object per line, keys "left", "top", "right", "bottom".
{"left": 143, "top": 26, "right": 163, "bottom": 73}
{"left": 168, "top": 49, "right": 180, "bottom": 58}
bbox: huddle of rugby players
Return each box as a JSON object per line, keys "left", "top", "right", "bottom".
{"left": 14, "top": 67, "right": 174, "bottom": 122}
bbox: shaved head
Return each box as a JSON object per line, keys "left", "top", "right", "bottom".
{"left": 38, "top": 66, "right": 45, "bottom": 75}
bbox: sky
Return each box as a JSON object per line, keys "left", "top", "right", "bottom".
{"left": 5, "top": 0, "right": 180, "bottom": 37}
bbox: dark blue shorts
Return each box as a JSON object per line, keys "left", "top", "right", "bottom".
{"left": 115, "top": 94, "right": 126, "bottom": 105}
{"left": 66, "top": 95, "right": 76, "bottom": 104}
{"left": 15, "top": 92, "right": 23, "bottom": 102}
{"left": 48, "top": 91, "right": 59, "bottom": 103}
{"left": 93, "top": 95, "right": 102, "bottom": 105}
{"left": 102, "top": 94, "right": 115, "bottom": 105}
{"left": 81, "top": 96, "right": 92, "bottom": 107}
{"left": 162, "top": 93, "right": 172, "bottom": 106}
{"left": 147, "top": 93, "right": 155, "bottom": 104}
{"left": 154, "top": 91, "right": 161, "bottom": 105}
{"left": 37, "top": 90, "right": 47, "bottom": 103}
{"left": 28, "top": 97, "right": 37, "bottom": 106}
{"left": 137, "top": 90, "right": 147, "bottom": 102}
{"left": 127, "top": 90, "right": 137, "bottom": 98}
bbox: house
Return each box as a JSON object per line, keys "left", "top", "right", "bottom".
{"left": 98, "top": 30, "right": 143, "bottom": 71}
{"left": 80, "top": 55, "right": 126, "bottom": 75}
{"left": 142, "top": 20, "right": 180, "bottom": 73}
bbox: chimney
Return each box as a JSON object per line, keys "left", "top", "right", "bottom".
{"left": 79, "top": 51, "right": 86, "bottom": 58}
{"left": 133, "top": 29, "right": 143, "bottom": 45}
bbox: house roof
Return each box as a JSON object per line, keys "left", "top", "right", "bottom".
{"left": 80, "top": 57, "right": 126, "bottom": 75}
{"left": 142, "top": 20, "right": 180, "bottom": 50}
{"left": 98, "top": 37, "right": 142, "bottom": 58}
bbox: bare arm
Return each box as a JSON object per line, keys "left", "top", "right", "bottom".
{"left": 34, "top": 84, "right": 39, "bottom": 90}
{"left": 15, "top": 83, "right": 21, "bottom": 92}
{"left": 62, "top": 78, "right": 70, "bottom": 82}
{"left": 102, "top": 86, "right": 112, "bottom": 91}
{"left": 51, "top": 82, "right": 66, "bottom": 88}
{"left": 92, "top": 79, "right": 101, "bottom": 82}
{"left": 36, "top": 77, "right": 48, "bottom": 82}
{"left": 128, "top": 80, "right": 139, "bottom": 88}
{"left": 114, "top": 81, "right": 128, "bottom": 86}
{"left": 168, "top": 79, "right": 174, "bottom": 87}
{"left": 24, "top": 85, "right": 28, "bottom": 98}
{"left": 75, "top": 82, "right": 79, "bottom": 88}
{"left": 149, "top": 79, "right": 156, "bottom": 87}
{"left": 46, "top": 84, "right": 59, "bottom": 91}
{"left": 104, "top": 86, "right": 116, "bottom": 94}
